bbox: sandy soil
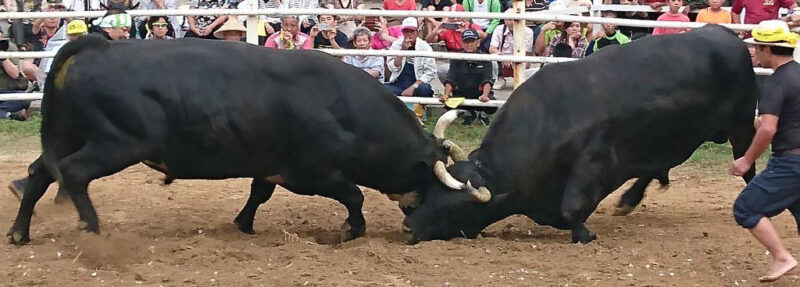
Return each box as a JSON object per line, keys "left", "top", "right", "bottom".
{"left": 1, "top": 153, "right": 799, "bottom": 287}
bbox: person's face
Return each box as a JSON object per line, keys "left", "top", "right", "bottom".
{"left": 319, "top": 15, "right": 337, "bottom": 26}
{"left": 223, "top": 31, "right": 243, "bottom": 41}
{"left": 708, "top": 0, "right": 722, "bottom": 9}
{"left": 152, "top": 18, "right": 169, "bottom": 38}
{"left": 104, "top": 26, "right": 130, "bottom": 40}
{"left": 668, "top": 0, "right": 683, "bottom": 12}
{"left": 753, "top": 45, "right": 771, "bottom": 67}
{"left": 602, "top": 20, "right": 617, "bottom": 36}
{"left": 67, "top": 34, "right": 83, "bottom": 41}
{"left": 748, "top": 46, "right": 760, "bottom": 67}
{"left": 565, "top": 22, "right": 581, "bottom": 36}
{"left": 462, "top": 38, "right": 479, "bottom": 53}
{"left": 402, "top": 29, "right": 418, "bottom": 44}
{"left": 354, "top": 34, "right": 371, "bottom": 49}
{"left": 282, "top": 18, "right": 299, "bottom": 35}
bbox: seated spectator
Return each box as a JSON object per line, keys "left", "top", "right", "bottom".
{"left": 264, "top": 15, "right": 314, "bottom": 50}
{"left": 544, "top": 21, "right": 588, "bottom": 58}
{"left": 652, "top": 0, "right": 690, "bottom": 35}
{"left": 324, "top": 0, "right": 365, "bottom": 40}
{"left": 463, "top": 0, "right": 503, "bottom": 52}
{"left": 343, "top": 28, "right": 385, "bottom": 80}
{"left": 32, "top": 5, "right": 64, "bottom": 51}
{"left": 696, "top": 0, "right": 736, "bottom": 24}
{"left": 136, "top": 0, "right": 181, "bottom": 39}
{"left": 420, "top": 0, "right": 453, "bottom": 35}
{"left": 0, "top": 34, "right": 29, "bottom": 121}
{"left": 282, "top": 0, "right": 320, "bottom": 35}
{"left": 439, "top": 29, "right": 497, "bottom": 127}
{"left": 371, "top": 16, "right": 404, "bottom": 50}
{"left": 489, "top": 9, "right": 534, "bottom": 89}
{"left": 5, "top": 0, "right": 44, "bottom": 50}
{"left": 96, "top": 10, "right": 133, "bottom": 40}
{"left": 425, "top": 4, "right": 486, "bottom": 52}
{"left": 310, "top": 13, "right": 349, "bottom": 49}
{"left": 589, "top": 12, "right": 630, "bottom": 53}
{"left": 20, "top": 20, "right": 88, "bottom": 91}
{"left": 146, "top": 16, "right": 175, "bottom": 39}
{"left": 385, "top": 17, "right": 436, "bottom": 124}
{"left": 214, "top": 17, "right": 247, "bottom": 41}
{"left": 186, "top": 0, "right": 230, "bottom": 39}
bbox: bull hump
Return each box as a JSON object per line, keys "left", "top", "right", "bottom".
{"left": 54, "top": 56, "right": 76, "bottom": 91}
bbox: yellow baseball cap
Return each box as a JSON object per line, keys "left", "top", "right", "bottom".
{"left": 744, "top": 20, "right": 798, "bottom": 48}
{"left": 67, "top": 20, "right": 88, "bottom": 35}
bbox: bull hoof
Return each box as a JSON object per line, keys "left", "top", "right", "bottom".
{"left": 658, "top": 184, "right": 670, "bottom": 191}
{"left": 340, "top": 222, "right": 366, "bottom": 242}
{"left": 233, "top": 216, "right": 256, "bottom": 235}
{"left": 613, "top": 205, "right": 636, "bottom": 216}
{"left": 571, "top": 232, "right": 597, "bottom": 244}
{"left": 53, "top": 194, "right": 71, "bottom": 205}
{"left": 402, "top": 224, "right": 419, "bottom": 244}
{"left": 7, "top": 229, "right": 30, "bottom": 245}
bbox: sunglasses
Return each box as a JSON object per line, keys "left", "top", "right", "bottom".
{"left": 152, "top": 23, "right": 168, "bottom": 28}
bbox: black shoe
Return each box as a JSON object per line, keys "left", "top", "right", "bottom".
{"left": 8, "top": 178, "right": 28, "bottom": 201}
{"left": 479, "top": 114, "right": 491, "bottom": 127}
{"left": 8, "top": 110, "right": 27, "bottom": 121}
{"left": 462, "top": 114, "right": 476, "bottom": 126}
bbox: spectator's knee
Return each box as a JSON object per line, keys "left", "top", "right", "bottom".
{"left": 415, "top": 83, "right": 434, "bottom": 97}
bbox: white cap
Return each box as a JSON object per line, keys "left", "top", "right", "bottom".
{"left": 401, "top": 17, "right": 418, "bottom": 32}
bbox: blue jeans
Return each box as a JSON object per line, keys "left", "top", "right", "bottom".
{"left": 733, "top": 154, "right": 800, "bottom": 235}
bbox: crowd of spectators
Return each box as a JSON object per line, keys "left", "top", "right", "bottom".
{"left": 0, "top": 0, "right": 798, "bottom": 125}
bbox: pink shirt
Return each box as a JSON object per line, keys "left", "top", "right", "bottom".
{"left": 371, "top": 26, "right": 404, "bottom": 50}
{"left": 264, "top": 32, "right": 314, "bottom": 50}
{"left": 732, "top": 0, "right": 795, "bottom": 25}
{"left": 383, "top": 0, "right": 417, "bottom": 10}
{"left": 652, "top": 13, "right": 691, "bottom": 35}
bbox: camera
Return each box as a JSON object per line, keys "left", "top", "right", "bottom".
{"left": 442, "top": 22, "right": 460, "bottom": 30}
{"left": 317, "top": 23, "right": 333, "bottom": 31}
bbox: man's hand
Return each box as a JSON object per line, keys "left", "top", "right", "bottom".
{"left": 265, "top": 23, "right": 275, "bottom": 35}
{"left": 542, "top": 21, "right": 556, "bottom": 31}
{"left": 325, "top": 30, "right": 337, "bottom": 40}
{"left": 729, "top": 157, "right": 753, "bottom": 177}
{"left": 191, "top": 27, "right": 203, "bottom": 36}
{"left": 402, "top": 86, "right": 415, "bottom": 97}
{"left": 303, "top": 19, "right": 311, "bottom": 28}
{"left": 402, "top": 39, "right": 414, "bottom": 50}
{"left": 439, "top": 92, "right": 450, "bottom": 103}
{"left": 478, "top": 95, "right": 490, "bottom": 102}
{"left": 309, "top": 26, "right": 319, "bottom": 38}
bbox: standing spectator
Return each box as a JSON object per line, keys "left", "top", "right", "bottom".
{"left": 543, "top": 21, "right": 588, "bottom": 58}
{"left": 343, "top": 28, "right": 385, "bottom": 80}
{"left": 61, "top": 0, "right": 103, "bottom": 11}
{"left": 310, "top": 14, "right": 349, "bottom": 49}
{"left": 264, "top": 15, "right": 314, "bottom": 50}
{"left": 588, "top": 11, "right": 630, "bottom": 54}
{"left": 383, "top": 0, "right": 417, "bottom": 26}
{"left": 282, "top": 0, "right": 319, "bottom": 35}
{"left": 324, "top": 0, "right": 365, "bottom": 40}
{"left": 731, "top": 20, "right": 800, "bottom": 284}
{"left": 651, "top": 0, "right": 690, "bottom": 36}
{"left": 696, "top": 0, "right": 736, "bottom": 24}
{"left": 439, "top": 29, "right": 496, "bottom": 126}
{"left": 462, "top": 0, "right": 503, "bottom": 52}
{"left": 385, "top": 17, "right": 436, "bottom": 124}
{"left": 0, "top": 34, "right": 29, "bottom": 122}
{"left": 186, "top": 0, "right": 230, "bottom": 39}
{"left": 489, "top": 10, "right": 533, "bottom": 89}
{"left": 420, "top": 0, "right": 453, "bottom": 36}
{"left": 145, "top": 16, "right": 174, "bottom": 39}
{"left": 214, "top": 17, "right": 246, "bottom": 41}
{"left": 733, "top": 0, "right": 796, "bottom": 37}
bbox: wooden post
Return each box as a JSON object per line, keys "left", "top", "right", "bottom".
{"left": 245, "top": 0, "right": 259, "bottom": 45}
{"left": 512, "top": 0, "right": 526, "bottom": 89}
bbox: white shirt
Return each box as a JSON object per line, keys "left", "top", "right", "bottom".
{"left": 472, "top": 0, "right": 490, "bottom": 29}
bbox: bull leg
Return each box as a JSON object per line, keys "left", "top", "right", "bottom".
{"left": 323, "top": 183, "right": 366, "bottom": 242}
{"left": 57, "top": 143, "right": 144, "bottom": 234}
{"left": 7, "top": 157, "right": 55, "bottom": 245}
{"left": 233, "top": 178, "right": 276, "bottom": 234}
{"left": 561, "top": 172, "right": 600, "bottom": 244}
{"left": 614, "top": 178, "right": 652, "bottom": 216}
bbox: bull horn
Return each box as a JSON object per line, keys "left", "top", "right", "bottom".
{"left": 433, "top": 110, "right": 461, "bottom": 139}
{"left": 466, "top": 181, "right": 492, "bottom": 203}
{"left": 433, "top": 160, "right": 466, "bottom": 190}
{"left": 442, "top": 140, "right": 467, "bottom": 162}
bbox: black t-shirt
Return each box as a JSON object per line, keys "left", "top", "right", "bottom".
{"left": 758, "top": 61, "right": 800, "bottom": 153}
{"left": 314, "top": 30, "right": 349, "bottom": 49}
{"left": 420, "top": 0, "right": 453, "bottom": 21}
{"left": 445, "top": 59, "right": 493, "bottom": 99}
{"left": 615, "top": 11, "right": 652, "bottom": 37}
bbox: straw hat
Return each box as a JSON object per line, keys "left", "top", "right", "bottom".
{"left": 214, "top": 17, "right": 247, "bottom": 39}
{"left": 744, "top": 20, "right": 798, "bottom": 48}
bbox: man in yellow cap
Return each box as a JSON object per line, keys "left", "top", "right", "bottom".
{"left": 731, "top": 20, "right": 800, "bottom": 283}
{"left": 65, "top": 19, "right": 88, "bottom": 41}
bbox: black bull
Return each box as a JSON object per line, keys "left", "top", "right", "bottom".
{"left": 7, "top": 35, "right": 490, "bottom": 245}
{"left": 403, "top": 25, "right": 758, "bottom": 244}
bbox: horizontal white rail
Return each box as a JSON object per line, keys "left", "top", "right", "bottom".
{"left": 0, "top": 8, "right": 762, "bottom": 31}
{"left": 0, "top": 49, "right": 776, "bottom": 76}
{"left": 0, "top": 92, "right": 506, "bottom": 107}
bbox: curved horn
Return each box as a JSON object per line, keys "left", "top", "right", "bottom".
{"left": 442, "top": 140, "right": 467, "bottom": 162}
{"left": 433, "top": 161, "right": 466, "bottom": 190}
{"left": 433, "top": 110, "right": 461, "bottom": 139}
{"left": 466, "top": 181, "right": 492, "bottom": 203}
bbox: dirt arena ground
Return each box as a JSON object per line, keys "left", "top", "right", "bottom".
{"left": 1, "top": 150, "right": 799, "bottom": 287}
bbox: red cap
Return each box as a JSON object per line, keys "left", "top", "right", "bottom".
{"left": 451, "top": 4, "right": 465, "bottom": 11}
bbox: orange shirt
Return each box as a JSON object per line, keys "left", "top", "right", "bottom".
{"left": 696, "top": 8, "right": 733, "bottom": 24}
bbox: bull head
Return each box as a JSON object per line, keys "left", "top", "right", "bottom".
{"left": 431, "top": 110, "right": 491, "bottom": 203}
